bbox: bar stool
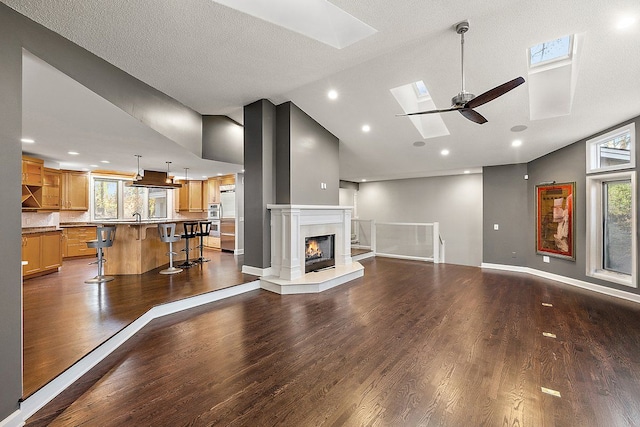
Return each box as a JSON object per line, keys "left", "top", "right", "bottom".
{"left": 85, "top": 226, "right": 116, "bottom": 284}
{"left": 195, "top": 221, "right": 211, "bottom": 263}
{"left": 158, "top": 223, "right": 183, "bottom": 275}
{"left": 178, "top": 222, "right": 198, "bottom": 268}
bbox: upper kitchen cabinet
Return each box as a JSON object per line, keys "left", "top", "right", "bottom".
{"left": 61, "top": 170, "right": 89, "bottom": 211}
{"left": 41, "top": 168, "right": 62, "bottom": 210}
{"left": 21, "top": 155, "right": 43, "bottom": 210}
{"left": 176, "top": 180, "right": 204, "bottom": 212}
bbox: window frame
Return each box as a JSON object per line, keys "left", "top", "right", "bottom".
{"left": 585, "top": 170, "right": 636, "bottom": 287}
{"left": 91, "top": 175, "right": 168, "bottom": 221}
{"left": 586, "top": 123, "right": 635, "bottom": 174}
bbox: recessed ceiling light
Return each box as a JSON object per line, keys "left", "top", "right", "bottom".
{"left": 510, "top": 125, "right": 528, "bottom": 132}
{"left": 68, "top": 151, "right": 79, "bottom": 155}
{"left": 100, "top": 160, "right": 110, "bottom": 164}
{"left": 440, "top": 149, "right": 450, "bottom": 156}
{"left": 617, "top": 15, "right": 637, "bottom": 30}
{"left": 217, "top": 173, "right": 223, "bottom": 176}
{"left": 241, "top": 169, "right": 245, "bottom": 173}
{"left": 81, "top": 168, "right": 89, "bottom": 171}
{"left": 328, "top": 90, "right": 338, "bottom": 100}
{"left": 512, "top": 139, "right": 523, "bottom": 147}
{"left": 89, "top": 164, "right": 98, "bottom": 168}
{"left": 362, "top": 124, "right": 370, "bottom": 132}
{"left": 464, "top": 170, "right": 470, "bottom": 174}
{"left": 361, "top": 179, "right": 367, "bottom": 182}
{"left": 21, "top": 138, "right": 35, "bottom": 143}
{"left": 202, "top": 175, "right": 208, "bottom": 179}
{"left": 413, "top": 141, "right": 426, "bottom": 147}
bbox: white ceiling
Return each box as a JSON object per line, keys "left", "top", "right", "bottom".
{"left": 5, "top": 0, "right": 640, "bottom": 181}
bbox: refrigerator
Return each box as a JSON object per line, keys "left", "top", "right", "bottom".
{"left": 220, "top": 190, "right": 236, "bottom": 252}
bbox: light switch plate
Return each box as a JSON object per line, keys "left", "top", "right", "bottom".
{"left": 543, "top": 256, "right": 550, "bottom": 263}
{"left": 493, "top": 224, "right": 499, "bottom": 230}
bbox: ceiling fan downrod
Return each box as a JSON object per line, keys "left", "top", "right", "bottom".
{"left": 453, "top": 20, "right": 474, "bottom": 107}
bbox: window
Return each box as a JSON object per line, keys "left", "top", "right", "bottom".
{"left": 529, "top": 35, "right": 573, "bottom": 67}
{"left": 587, "top": 123, "right": 635, "bottom": 173}
{"left": 92, "top": 177, "right": 167, "bottom": 221}
{"left": 586, "top": 171, "right": 636, "bottom": 287}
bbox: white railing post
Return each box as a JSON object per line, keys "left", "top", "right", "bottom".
{"left": 371, "top": 220, "right": 376, "bottom": 255}
{"left": 432, "top": 222, "right": 440, "bottom": 264}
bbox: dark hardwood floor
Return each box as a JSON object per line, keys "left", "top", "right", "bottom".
{"left": 23, "top": 249, "right": 257, "bottom": 397}
{"left": 26, "top": 257, "right": 640, "bottom": 426}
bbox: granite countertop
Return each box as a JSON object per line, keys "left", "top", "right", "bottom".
{"left": 22, "top": 226, "right": 62, "bottom": 234}
{"left": 60, "top": 219, "right": 208, "bottom": 227}
{"left": 59, "top": 223, "right": 96, "bottom": 228}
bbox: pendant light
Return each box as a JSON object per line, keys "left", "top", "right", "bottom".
{"left": 184, "top": 167, "right": 189, "bottom": 182}
{"left": 134, "top": 154, "right": 142, "bottom": 181}
{"left": 165, "top": 161, "right": 172, "bottom": 184}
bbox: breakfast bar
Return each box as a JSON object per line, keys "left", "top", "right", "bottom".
{"left": 102, "top": 220, "right": 195, "bottom": 275}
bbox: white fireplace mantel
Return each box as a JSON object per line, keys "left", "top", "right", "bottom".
{"left": 262, "top": 204, "right": 363, "bottom": 294}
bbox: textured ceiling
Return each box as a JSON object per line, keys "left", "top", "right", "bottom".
{"left": 4, "top": 0, "right": 640, "bottom": 181}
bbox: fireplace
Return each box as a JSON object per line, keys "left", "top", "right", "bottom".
{"left": 305, "top": 234, "right": 335, "bottom": 273}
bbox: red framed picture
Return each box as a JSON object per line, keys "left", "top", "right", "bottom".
{"left": 536, "top": 182, "right": 575, "bottom": 260}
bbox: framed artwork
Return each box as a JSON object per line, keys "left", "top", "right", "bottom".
{"left": 536, "top": 182, "right": 575, "bottom": 260}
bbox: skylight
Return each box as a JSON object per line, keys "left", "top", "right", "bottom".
{"left": 529, "top": 35, "right": 573, "bottom": 67}
{"left": 413, "top": 81, "right": 430, "bottom": 99}
{"left": 391, "top": 81, "right": 450, "bottom": 140}
{"left": 212, "top": 0, "right": 377, "bottom": 49}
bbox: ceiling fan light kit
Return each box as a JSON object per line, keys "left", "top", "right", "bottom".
{"left": 398, "top": 20, "right": 525, "bottom": 124}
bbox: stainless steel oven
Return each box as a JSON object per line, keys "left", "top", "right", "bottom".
{"left": 207, "top": 203, "right": 221, "bottom": 220}
{"left": 209, "top": 220, "right": 221, "bottom": 237}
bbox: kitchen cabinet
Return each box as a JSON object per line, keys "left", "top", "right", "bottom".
{"left": 21, "top": 156, "right": 44, "bottom": 210}
{"left": 63, "top": 226, "right": 97, "bottom": 258}
{"left": 22, "top": 230, "right": 63, "bottom": 278}
{"left": 206, "top": 178, "right": 218, "bottom": 203}
{"left": 203, "top": 236, "right": 221, "bottom": 249}
{"left": 176, "top": 180, "right": 204, "bottom": 212}
{"left": 41, "top": 168, "right": 62, "bottom": 210}
{"left": 61, "top": 170, "right": 89, "bottom": 211}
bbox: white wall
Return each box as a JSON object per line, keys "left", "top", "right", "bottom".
{"left": 357, "top": 174, "right": 483, "bottom": 266}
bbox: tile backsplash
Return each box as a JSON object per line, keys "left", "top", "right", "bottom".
{"left": 22, "top": 212, "right": 59, "bottom": 228}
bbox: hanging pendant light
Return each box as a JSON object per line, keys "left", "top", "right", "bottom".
{"left": 184, "top": 167, "right": 189, "bottom": 182}
{"left": 134, "top": 154, "right": 143, "bottom": 181}
{"left": 165, "top": 161, "right": 173, "bottom": 184}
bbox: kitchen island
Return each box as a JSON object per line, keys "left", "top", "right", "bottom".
{"left": 102, "top": 220, "right": 199, "bottom": 275}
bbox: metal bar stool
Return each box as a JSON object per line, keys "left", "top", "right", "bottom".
{"left": 85, "top": 226, "right": 116, "bottom": 284}
{"left": 158, "top": 223, "right": 183, "bottom": 274}
{"left": 195, "top": 221, "right": 211, "bottom": 263}
{"left": 178, "top": 222, "right": 198, "bottom": 268}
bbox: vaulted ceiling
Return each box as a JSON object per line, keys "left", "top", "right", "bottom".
{"left": 5, "top": 0, "right": 640, "bottom": 181}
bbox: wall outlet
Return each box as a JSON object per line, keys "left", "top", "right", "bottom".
{"left": 493, "top": 224, "right": 499, "bottom": 230}
{"left": 524, "top": 174, "right": 529, "bottom": 180}
{"left": 543, "top": 256, "right": 550, "bottom": 263}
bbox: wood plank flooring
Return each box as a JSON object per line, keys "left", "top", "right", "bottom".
{"left": 23, "top": 249, "right": 257, "bottom": 397}
{"left": 26, "top": 258, "right": 640, "bottom": 426}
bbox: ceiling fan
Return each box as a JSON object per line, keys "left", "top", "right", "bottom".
{"left": 398, "top": 21, "right": 525, "bottom": 124}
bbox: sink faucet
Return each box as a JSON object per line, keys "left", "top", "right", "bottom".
{"left": 133, "top": 212, "right": 141, "bottom": 223}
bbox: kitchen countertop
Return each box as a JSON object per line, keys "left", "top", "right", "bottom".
{"left": 22, "top": 226, "right": 61, "bottom": 234}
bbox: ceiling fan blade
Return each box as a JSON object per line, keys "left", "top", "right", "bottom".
{"left": 396, "top": 107, "right": 460, "bottom": 117}
{"left": 459, "top": 108, "right": 487, "bottom": 124}
{"left": 465, "top": 76, "right": 525, "bottom": 109}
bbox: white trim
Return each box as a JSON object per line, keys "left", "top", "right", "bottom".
{"left": 481, "top": 263, "right": 640, "bottom": 304}
{"left": 241, "top": 265, "right": 273, "bottom": 277}
{"left": 234, "top": 249, "right": 244, "bottom": 255}
{"left": 16, "top": 281, "right": 260, "bottom": 424}
{"left": 585, "top": 171, "right": 636, "bottom": 287}
{"left": 586, "top": 123, "right": 635, "bottom": 173}
{"left": 0, "top": 410, "right": 23, "bottom": 427}
{"left": 375, "top": 253, "right": 432, "bottom": 262}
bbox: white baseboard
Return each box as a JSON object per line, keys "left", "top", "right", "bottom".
{"left": 14, "top": 280, "right": 261, "bottom": 425}
{"left": 241, "top": 265, "right": 272, "bottom": 277}
{"left": 481, "top": 263, "right": 640, "bottom": 304}
{"left": 0, "top": 409, "right": 23, "bottom": 427}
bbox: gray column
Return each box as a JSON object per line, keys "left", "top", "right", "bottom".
{"left": 243, "top": 99, "right": 277, "bottom": 270}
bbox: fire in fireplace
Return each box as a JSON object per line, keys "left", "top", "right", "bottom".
{"left": 304, "top": 234, "right": 335, "bottom": 273}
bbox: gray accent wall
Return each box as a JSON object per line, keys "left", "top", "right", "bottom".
{"left": 276, "top": 102, "right": 339, "bottom": 205}
{"left": 202, "top": 115, "right": 243, "bottom": 165}
{"left": 357, "top": 174, "right": 483, "bottom": 266}
{"left": 0, "top": 5, "right": 24, "bottom": 419}
{"left": 243, "top": 99, "right": 276, "bottom": 269}
{"left": 483, "top": 115, "right": 640, "bottom": 296}
{"left": 482, "top": 164, "right": 529, "bottom": 266}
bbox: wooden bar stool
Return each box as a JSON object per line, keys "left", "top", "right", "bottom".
{"left": 158, "top": 223, "right": 183, "bottom": 274}
{"left": 195, "top": 221, "right": 211, "bottom": 263}
{"left": 178, "top": 222, "right": 198, "bottom": 268}
{"left": 85, "top": 226, "right": 116, "bottom": 284}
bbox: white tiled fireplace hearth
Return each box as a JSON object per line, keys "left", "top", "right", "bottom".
{"left": 260, "top": 205, "right": 364, "bottom": 294}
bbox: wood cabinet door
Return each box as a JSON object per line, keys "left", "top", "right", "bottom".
{"left": 22, "top": 158, "right": 43, "bottom": 186}
{"left": 189, "top": 181, "right": 203, "bottom": 211}
{"left": 41, "top": 232, "right": 62, "bottom": 270}
{"left": 179, "top": 184, "right": 189, "bottom": 211}
{"left": 42, "top": 168, "right": 62, "bottom": 210}
{"left": 22, "top": 234, "right": 42, "bottom": 276}
{"left": 63, "top": 172, "right": 89, "bottom": 210}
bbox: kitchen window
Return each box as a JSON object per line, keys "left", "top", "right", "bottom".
{"left": 92, "top": 177, "right": 167, "bottom": 221}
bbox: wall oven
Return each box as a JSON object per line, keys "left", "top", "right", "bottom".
{"left": 207, "top": 203, "right": 221, "bottom": 220}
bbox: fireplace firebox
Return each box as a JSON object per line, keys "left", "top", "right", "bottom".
{"left": 305, "top": 234, "right": 335, "bottom": 273}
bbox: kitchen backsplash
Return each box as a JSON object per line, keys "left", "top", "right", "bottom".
{"left": 60, "top": 211, "right": 91, "bottom": 223}
{"left": 22, "top": 212, "right": 59, "bottom": 228}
